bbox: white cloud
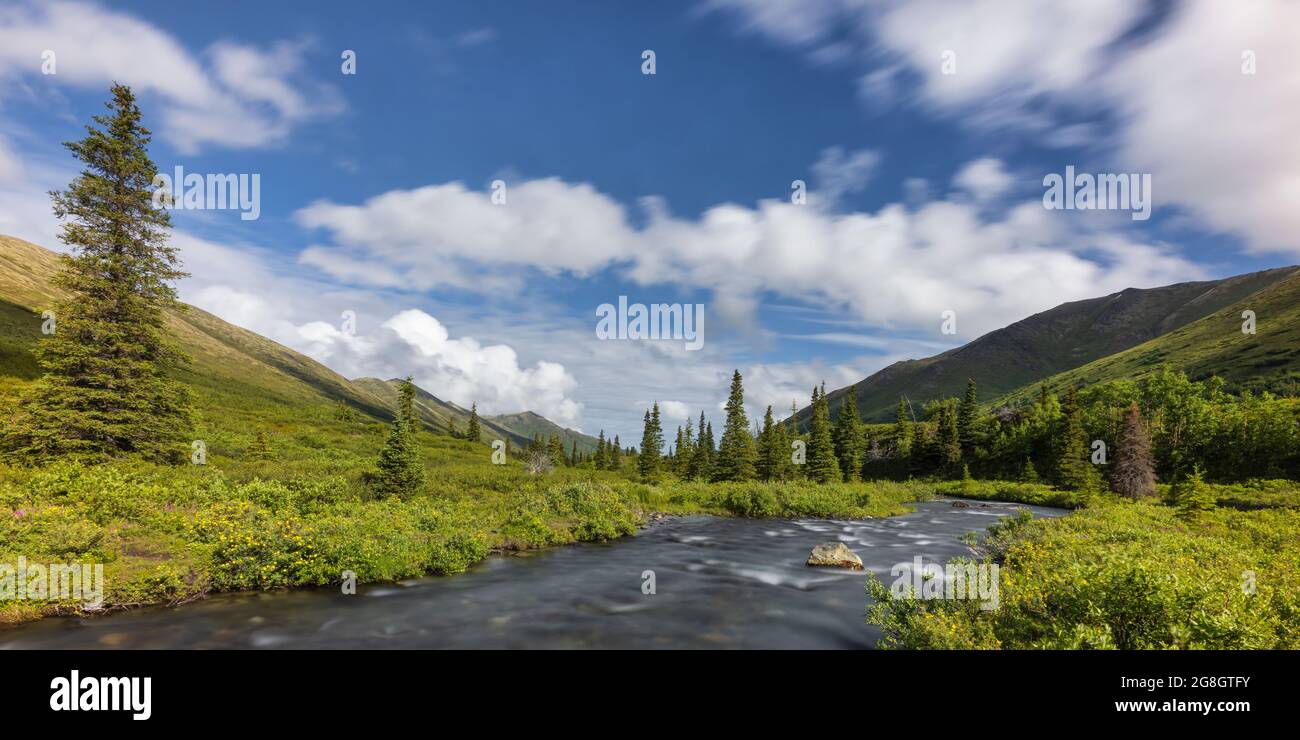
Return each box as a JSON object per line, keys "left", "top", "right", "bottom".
{"left": 707, "top": 0, "right": 1300, "bottom": 256}
{"left": 295, "top": 178, "right": 634, "bottom": 287}
{"left": 811, "top": 146, "right": 880, "bottom": 204}
{"left": 0, "top": 1, "right": 342, "bottom": 153}
{"left": 952, "top": 157, "right": 1013, "bottom": 202}
{"left": 295, "top": 173, "right": 1204, "bottom": 340}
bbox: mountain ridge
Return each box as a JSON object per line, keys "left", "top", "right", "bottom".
{"left": 0, "top": 235, "right": 595, "bottom": 452}
{"left": 796, "top": 265, "right": 1300, "bottom": 425}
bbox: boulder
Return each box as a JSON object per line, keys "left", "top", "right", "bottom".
{"left": 951, "top": 501, "right": 971, "bottom": 508}
{"left": 806, "top": 542, "right": 864, "bottom": 570}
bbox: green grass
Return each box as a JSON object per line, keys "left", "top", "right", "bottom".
{"left": 867, "top": 498, "right": 1300, "bottom": 649}
{"left": 995, "top": 270, "right": 1300, "bottom": 406}
{"left": 0, "top": 440, "right": 936, "bottom": 626}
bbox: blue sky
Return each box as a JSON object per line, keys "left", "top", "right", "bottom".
{"left": 1, "top": 0, "right": 1297, "bottom": 442}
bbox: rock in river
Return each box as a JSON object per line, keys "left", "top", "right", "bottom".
{"left": 806, "top": 542, "right": 864, "bottom": 570}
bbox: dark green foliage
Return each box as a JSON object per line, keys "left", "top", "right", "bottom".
{"left": 372, "top": 377, "right": 425, "bottom": 497}
{"left": 686, "top": 411, "right": 713, "bottom": 480}
{"left": 713, "top": 370, "right": 756, "bottom": 482}
{"left": 833, "top": 385, "right": 864, "bottom": 482}
{"left": 466, "top": 403, "right": 481, "bottom": 443}
{"left": 4, "top": 84, "right": 193, "bottom": 462}
{"left": 1056, "top": 386, "right": 1101, "bottom": 492}
{"left": 936, "top": 401, "right": 961, "bottom": 477}
{"left": 638, "top": 404, "right": 663, "bottom": 482}
{"left": 807, "top": 384, "right": 840, "bottom": 483}
{"left": 1174, "top": 465, "right": 1215, "bottom": 520}
{"left": 958, "top": 378, "right": 981, "bottom": 455}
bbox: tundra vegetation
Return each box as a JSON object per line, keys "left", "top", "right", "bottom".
{"left": 1, "top": 86, "right": 1297, "bottom": 649}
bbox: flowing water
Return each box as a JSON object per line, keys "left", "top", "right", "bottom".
{"left": 0, "top": 499, "right": 1064, "bottom": 649}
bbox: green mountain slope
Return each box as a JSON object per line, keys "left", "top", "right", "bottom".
{"left": 0, "top": 235, "right": 594, "bottom": 450}
{"left": 486, "top": 410, "right": 600, "bottom": 455}
{"left": 994, "top": 269, "right": 1300, "bottom": 405}
{"left": 800, "top": 266, "right": 1299, "bottom": 424}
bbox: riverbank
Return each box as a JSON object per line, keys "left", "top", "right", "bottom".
{"left": 2, "top": 455, "right": 972, "bottom": 627}
{"left": 0, "top": 500, "right": 1066, "bottom": 649}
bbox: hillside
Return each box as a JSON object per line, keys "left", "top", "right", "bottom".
{"left": 993, "top": 268, "right": 1300, "bottom": 405}
{"left": 487, "top": 410, "right": 601, "bottom": 455}
{"left": 0, "top": 235, "right": 593, "bottom": 451}
{"left": 800, "top": 266, "right": 1300, "bottom": 424}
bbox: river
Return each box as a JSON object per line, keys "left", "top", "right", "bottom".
{"left": 0, "top": 498, "right": 1064, "bottom": 649}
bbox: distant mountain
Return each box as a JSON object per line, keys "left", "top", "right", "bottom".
{"left": 486, "top": 410, "right": 600, "bottom": 455}
{"left": 993, "top": 268, "right": 1300, "bottom": 405}
{"left": 351, "top": 378, "right": 599, "bottom": 453}
{"left": 796, "top": 266, "right": 1300, "bottom": 424}
{"left": 0, "top": 235, "right": 593, "bottom": 449}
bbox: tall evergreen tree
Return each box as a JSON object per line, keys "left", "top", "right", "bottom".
{"left": 676, "top": 419, "right": 695, "bottom": 477}
{"left": 685, "top": 411, "right": 709, "bottom": 480}
{"left": 937, "top": 401, "right": 962, "bottom": 476}
{"left": 595, "top": 430, "right": 608, "bottom": 470}
{"left": 1110, "top": 401, "right": 1156, "bottom": 499}
{"left": 638, "top": 406, "right": 663, "bottom": 482}
{"left": 1057, "top": 385, "right": 1100, "bottom": 492}
{"left": 807, "top": 384, "right": 841, "bottom": 483}
{"left": 569, "top": 438, "right": 578, "bottom": 467}
{"left": 769, "top": 406, "right": 790, "bottom": 481}
{"left": 373, "top": 377, "right": 426, "bottom": 496}
{"left": 833, "top": 385, "right": 864, "bottom": 482}
{"left": 610, "top": 435, "right": 623, "bottom": 470}
{"left": 546, "top": 434, "right": 566, "bottom": 467}
{"left": 5, "top": 84, "right": 194, "bottom": 461}
{"left": 958, "top": 378, "right": 981, "bottom": 457}
{"left": 466, "top": 403, "right": 481, "bottom": 443}
{"left": 757, "top": 405, "right": 790, "bottom": 481}
{"left": 714, "top": 370, "right": 757, "bottom": 481}
{"left": 893, "top": 398, "right": 913, "bottom": 464}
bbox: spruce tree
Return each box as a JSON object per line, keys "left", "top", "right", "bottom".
{"left": 569, "top": 438, "right": 578, "bottom": 467}
{"left": 6, "top": 84, "right": 193, "bottom": 462}
{"left": 466, "top": 403, "right": 481, "bottom": 443}
{"left": 595, "top": 430, "right": 608, "bottom": 470}
{"left": 611, "top": 435, "right": 623, "bottom": 470}
{"left": 546, "top": 434, "right": 565, "bottom": 468}
{"left": 769, "top": 406, "right": 790, "bottom": 481}
{"left": 448, "top": 417, "right": 460, "bottom": 439}
{"left": 1057, "top": 385, "right": 1100, "bottom": 492}
{"left": 833, "top": 385, "right": 864, "bottom": 482}
{"left": 1110, "top": 401, "right": 1156, "bottom": 499}
{"left": 757, "top": 405, "right": 790, "bottom": 481}
{"left": 677, "top": 419, "right": 695, "bottom": 477}
{"left": 893, "top": 398, "right": 913, "bottom": 473}
{"left": 685, "top": 411, "right": 708, "bottom": 480}
{"left": 638, "top": 406, "right": 663, "bottom": 482}
{"left": 958, "top": 378, "right": 980, "bottom": 457}
{"left": 807, "top": 384, "right": 840, "bottom": 483}
{"left": 373, "top": 377, "right": 425, "bottom": 497}
{"left": 1174, "top": 465, "right": 1215, "bottom": 520}
{"left": 714, "top": 370, "right": 757, "bottom": 481}
{"left": 937, "top": 401, "right": 962, "bottom": 477}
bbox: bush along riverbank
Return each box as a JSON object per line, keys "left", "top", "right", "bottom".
{"left": 867, "top": 494, "right": 1300, "bottom": 649}
{"left": 1, "top": 457, "right": 952, "bottom": 626}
